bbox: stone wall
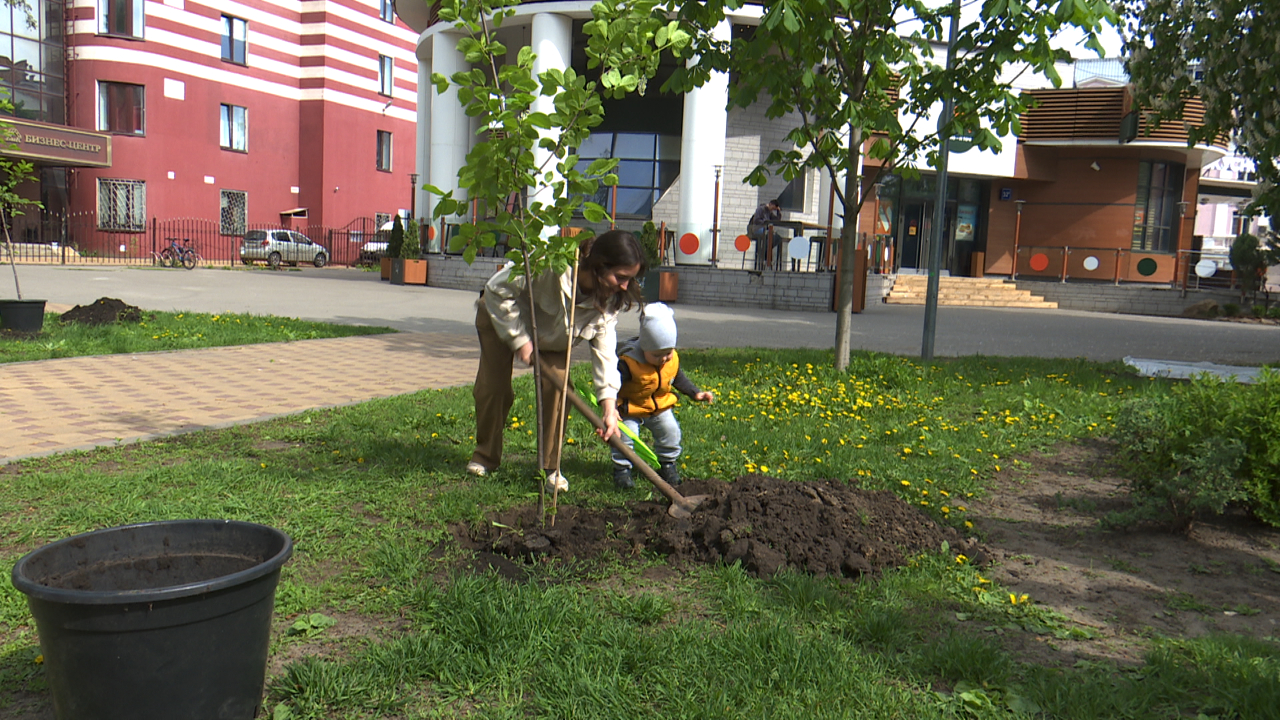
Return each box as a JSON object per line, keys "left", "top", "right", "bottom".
{"left": 424, "top": 255, "right": 1257, "bottom": 318}
{"left": 424, "top": 254, "right": 891, "bottom": 312}
{"left": 1013, "top": 279, "right": 1244, "bottom": 317}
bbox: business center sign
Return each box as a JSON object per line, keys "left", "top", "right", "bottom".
{"left": 3, "top": 118, "right": 111, "bottom": 168}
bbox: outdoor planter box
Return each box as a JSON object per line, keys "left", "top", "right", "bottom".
{"left": 641, "top": 269, "right": 678, "bottom": 303}
{"left": 391, "top": 258, "right": 428, "bottom": 286}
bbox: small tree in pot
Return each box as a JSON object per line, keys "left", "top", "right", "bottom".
{"left": 398, "top": 214, "right": 428, "bottom": 285}
{"left": 637, "top": 221, "right": 676, "bottom": 302}
{"left": 382, "top": 215, "right": 404, "bottom": 281}
{"left": 0, "top": 91, "right": 45, "bottom": 333}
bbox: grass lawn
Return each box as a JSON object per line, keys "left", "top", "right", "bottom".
{"left": 0, "top": 310, "right": 395, "bottom": 364}
{"left": 1, "top": 348, "right": 1276, "bottom": 719}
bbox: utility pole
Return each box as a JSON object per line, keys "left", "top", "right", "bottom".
{"left": 921, "top": 0, "right": 961, "bottom": 361}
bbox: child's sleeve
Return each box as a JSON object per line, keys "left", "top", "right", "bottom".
{"left": 671, "top": 368, "right": 702, "bottom": 398}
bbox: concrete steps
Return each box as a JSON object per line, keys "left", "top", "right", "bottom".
{"left": 885, "top": 275, "right": 1058, "bottom": 309}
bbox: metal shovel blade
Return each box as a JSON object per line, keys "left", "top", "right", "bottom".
{"left": 668, "top": 494, "right": 708, "bottom": 519}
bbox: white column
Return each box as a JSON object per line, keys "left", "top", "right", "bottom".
{"left": 530, "top": 13, "right": 572, "bottom": 232}
{"left": 430, "top": 31, "right": 469, "bottom": 243}
{"left": 676, "top": 19, "right": 730, "bottom": 265}
{"left": 414, "top": 45, "right": 434, "bottom": 250}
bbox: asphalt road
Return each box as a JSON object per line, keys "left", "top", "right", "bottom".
{"left": 13, "top": 264, "right": 1280, "bottom": 366}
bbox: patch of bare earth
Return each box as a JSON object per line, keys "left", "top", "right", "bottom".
{"left": 968, "top": 437, "right": 1280, "bottom": 666}
{"left": 454, "top": 475, "right": 978, "bottom": 581}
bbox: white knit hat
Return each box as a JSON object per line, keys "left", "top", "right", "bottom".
{"left": 639, "top": 303, "right": 678, "bottom": 351}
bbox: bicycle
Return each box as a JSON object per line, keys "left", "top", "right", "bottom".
{"left": 158, "top": 238, "right": 201, "bottom": 269}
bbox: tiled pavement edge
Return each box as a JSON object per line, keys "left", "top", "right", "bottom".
{"left": 0, "top": 332, "right": 483, "bottom": 463}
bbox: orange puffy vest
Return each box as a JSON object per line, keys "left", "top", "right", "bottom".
{"left": 619, "top": 351, "right": 680, "bottom": 418}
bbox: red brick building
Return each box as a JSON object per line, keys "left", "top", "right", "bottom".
{"left": 1, "top": 0, "right": 418, "bottom": 261}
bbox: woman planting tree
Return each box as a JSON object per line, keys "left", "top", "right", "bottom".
{"left": 466, "top": 229, "right": 646, "bottom": 493}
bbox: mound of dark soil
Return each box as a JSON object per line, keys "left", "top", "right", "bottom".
{"left": 455, "top": 475, "right": 981, "bottom": 580}
{"left": 60, "top": 297, "right": 143, "bottom": 325}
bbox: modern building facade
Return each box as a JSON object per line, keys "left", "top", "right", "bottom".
{"left": 1, "top": 0, "right": 419, "bottom": 261}
{"left": 396, "top": 2, "right": 1245, "bottom": 288}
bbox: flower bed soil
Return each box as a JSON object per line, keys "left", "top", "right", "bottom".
{"left": 59, "top": 297, "right": 142, "bottom": 326}
{"left": 454, "top": 474, "right": 981, "bottom": 580}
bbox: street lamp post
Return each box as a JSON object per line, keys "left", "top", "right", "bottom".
{"left": 921, "top": 0, "right": 962, "bottom": 362}
{"left": 1012, "top": 199, "right": 1026, "bottom": 280}
{"left": 409, "top": 173, "right": 419, "bottom": 220}
{"left": 1176, "top": 200, "right": 1190, "bottom": 294}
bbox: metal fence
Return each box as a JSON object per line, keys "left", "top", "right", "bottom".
{"left": 0, "top": 211, "right": 383, "bottom": 268}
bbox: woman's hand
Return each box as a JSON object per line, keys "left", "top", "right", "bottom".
{"left": 597, "top": 398, "right": 621, "bottom": 442}
{"left": 515, "top": 341, "right": 534, "bottom": 366}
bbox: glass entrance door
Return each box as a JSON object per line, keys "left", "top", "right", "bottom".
{"left": 897, "top": 201, "right": 955, "bottom": 272}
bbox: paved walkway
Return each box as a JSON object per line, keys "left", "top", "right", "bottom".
{"left": 0, "top": 332, "right": 480, "bottom": 463}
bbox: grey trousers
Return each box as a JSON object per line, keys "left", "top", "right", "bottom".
{"left": 611, "top": 409, "right": 682, "bottom": 468}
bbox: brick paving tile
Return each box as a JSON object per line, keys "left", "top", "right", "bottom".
{"left": 0, "top": 332, "right": 483, "bottom": 464}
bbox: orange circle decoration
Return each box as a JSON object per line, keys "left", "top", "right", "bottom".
{"left": 1028, "top": 253, "right": 1050, "bottom": 272}
{"left": 679, "top": 233, "right": 700, "bottom": 255}
{"left": 426, "top": 226, "right": 436, "bottom": 241}
{"left": 734, "top": 234, "right": 751, "bottom": 252}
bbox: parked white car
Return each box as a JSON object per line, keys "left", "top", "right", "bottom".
{"left": 240, "top": 230, "right": 329, "bottom": 269}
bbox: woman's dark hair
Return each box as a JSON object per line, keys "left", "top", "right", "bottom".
{"left": 579, "top": 229, "right": 646, "bottom": 312}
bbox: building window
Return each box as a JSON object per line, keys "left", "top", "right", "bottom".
{"left": 97, "top": 178, "right": 145, "bottom": 231}
{"left": 1132, "top": 160, "right": 1185, "bottom": 253}
{"left": 0, "top": 0, "right": 68, "bottom": 124}
{"left": 776, "top": 173, "right": 807, "bottom": 212}
{"left": 574, "top": 132, "right": 680, "bottom": 219}
{"left": 380, "top": 0, "right": 395, "bottom": 23}
{"left": 98, "top": 81, "right": 144, "bottom": 135}
{"left": 376, "top": 130, "right": 392, "bottom": 172}
{"left": 220, "top": 189, "right": 247, "bottom": 235}
{"left": 379, "top": 55, "right": 394, "bottom": 96}
{"left": 220, "top": 104, "right": 247, "bottom": 152}
{"left": 98, "top": 0, "right": 144, "bottom": 38}
{"left": 221, "top": 15, "right": 247, "bottom": 65}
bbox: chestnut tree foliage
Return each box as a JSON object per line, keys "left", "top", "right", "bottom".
{"left": 1120, "top": 0, "right": 1279, "bottom": 220}
{"left": 668, "top": 0, "right": 1116, "bottom": 369}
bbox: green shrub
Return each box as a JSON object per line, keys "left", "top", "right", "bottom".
{"left": 388, "top": 216, "right": 404, "bottom": 259}
{"left": 1236, "top": 371, "right": 1280, "bottom": 525}
{"left": 1223, "top": 303, "right": 1240, "bottom": 317}
{"left": 1268, "top": 306, "right": 1280, "bottom": 320}
{"left": 1108, "top": 392, "right": 1248, "bottom": 533}
{"left": 1109, "top": 373, "right": 1280, "bottom": 530}
{"left": 637, "top": 221, "right": 661, "bottom": 269}
{"left": 1253, "top": 305, "right": 1268, "bottom": 318}
{"left": 401, "top": 217, "right": 421, "bottom": 259}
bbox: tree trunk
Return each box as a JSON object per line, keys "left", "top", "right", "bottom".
{"left": 834, "top": 127, "right": 863, "bottom": 371}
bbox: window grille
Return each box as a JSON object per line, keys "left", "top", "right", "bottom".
{"left": 97, "top": 178, "right": 145, "bottom": 231}
{"left": 221, "top": 104, "right": 248, "bottom": 151}
{"left": 221, "top": 15, "right": 247, "bottom": 64}
{"left": 99, "top": 0, "right": 143, "bottom": 38}
{"left": 220, "top": 189, "right": 247, "bottom": 235}
{"left": 375, "top": 213, "right": 392, "bottom": 232}
{"left": 376, "top": 130, "right": 392, "bottom": 171}
{"left": 379, "top": 55, "right": 394, "bottom": 96}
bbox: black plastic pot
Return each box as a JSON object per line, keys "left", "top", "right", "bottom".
{"left": 0, "top": 298, "right": 46, "bottom": 332}
{"left": 11, "top": 519, "right": 293, "bottom": 720}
